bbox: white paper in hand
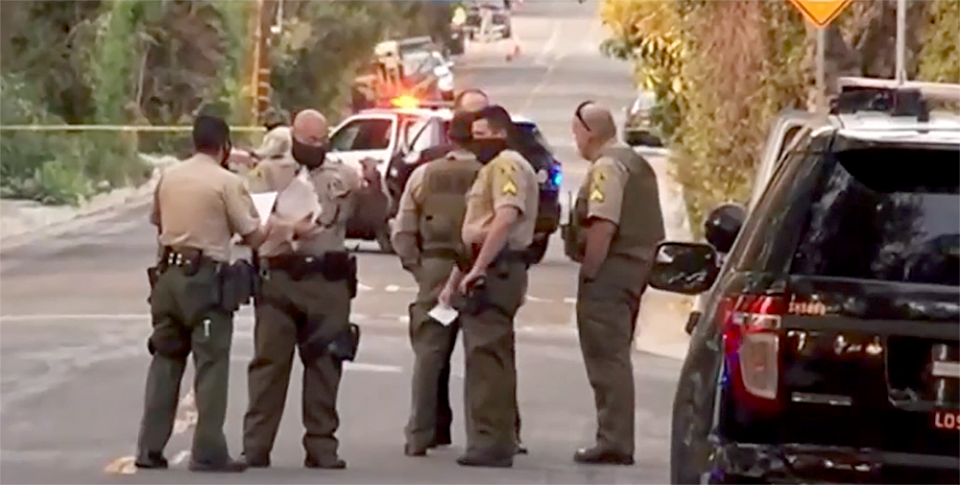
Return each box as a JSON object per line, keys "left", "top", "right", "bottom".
{"left": 251, "top": 192, "right": 278, "bottom": 226}
{"left": 428, "top": 304, "right": 459, "bottom": 326}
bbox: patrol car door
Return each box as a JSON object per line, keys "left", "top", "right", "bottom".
{"left": 748, "top": 111, "right": 817, "bottom": 211}
{"left": 328, "top": 113, "right": 399, "bottom": 180}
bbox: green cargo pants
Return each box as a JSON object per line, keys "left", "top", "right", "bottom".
{"left": 405, "top": 256, "right": 460, "bottom": 450}
{"left": 242, "top": 268, "right": 350, "bottom": 465}
{"left": 575, "top": 255, "right": 651, "bottom": 456}
{"left": 137, "top": 263, "right": 234, "bottom": 464}
{"left": 460, "top": 260, "right": 527, "bottom": 454}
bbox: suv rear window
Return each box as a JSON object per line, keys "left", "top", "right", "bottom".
{"left": 791, "top": 145, "right": 960, "bottom": 286}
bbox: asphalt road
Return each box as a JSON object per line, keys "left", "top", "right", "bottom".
{"left": 0, "top": 2, "right": 682, "bottom": 483}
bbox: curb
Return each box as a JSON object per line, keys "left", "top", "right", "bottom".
{"left": 0, "top": 154, "right": 177, "bottom": 251}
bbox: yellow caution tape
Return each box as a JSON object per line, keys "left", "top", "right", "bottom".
{"left": 0, "top": 125, "right": 265, "bottom": 133}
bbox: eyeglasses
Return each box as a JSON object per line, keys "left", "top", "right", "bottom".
{"left": 575, "top": 100, "right": 594, "bottom": 132}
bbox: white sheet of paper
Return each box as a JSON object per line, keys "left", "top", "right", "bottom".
{"left": 428, "top": 304, "right": 459, "bottom": 326}
{"left": 251, "top": 192, "right": 278, "bottom": 226}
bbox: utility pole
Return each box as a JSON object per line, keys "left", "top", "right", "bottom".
{"left": 248, "top": 0, "right": 274, "bottom": 125}
{"left": 816, "top": 28, "right": 826, "bottom": 113}
{"left": 895, "top": 0, "right": 907, "bottom": 85}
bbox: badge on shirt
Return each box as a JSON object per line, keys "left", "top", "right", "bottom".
{"left": 502, "top": 180, "right": 518, "bottom": 195}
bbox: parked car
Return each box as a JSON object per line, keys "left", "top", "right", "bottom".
{"left": 623, "top": 91, "right": 664, "bottom": 147}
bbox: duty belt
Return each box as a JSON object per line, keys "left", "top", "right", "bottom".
{"left": 260, "top": 252, "right": 354, "bottom": 282}
{"left": 159, "top": 246, "right": 219, "bottom": 274}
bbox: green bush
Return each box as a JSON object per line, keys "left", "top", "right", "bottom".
{"left": 0, "top": 74, "right": 148, "bottom": 205}
{"left": 1, "top": 0, "right": 453, "bottom": 206}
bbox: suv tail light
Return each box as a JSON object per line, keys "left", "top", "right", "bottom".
{"left": 720, "top": 294, "right": 786, "bottom": 415}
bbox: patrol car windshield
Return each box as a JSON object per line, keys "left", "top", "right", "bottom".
{"left": 790, "top": 144, "right": 960, "bottom": 286}
{"left": 401, "top": 50, "right": 438, "bottom": 76}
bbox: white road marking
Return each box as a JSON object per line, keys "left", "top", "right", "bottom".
{"left": 535, "top": 18, "right": 563, "bottom": 66}
{"left": 344, "top": 362, "right": 402, "bottom": 373}
{"left": 526, "top": 295, "right": 549, "bottom": 303}
{"left": 358, "top": 283, "right": 373, "bottom": 291}
{"left": 170, "top": 450, "right": 191, "bottom": 466}
{"left": 563, "top": 297, "right": 577, "bottom": 304}
{"left": 0, "top": 313, "right": 579, "bottom": 337}
{"left": 384, "top": 285, "right": 400, "bottom": 292}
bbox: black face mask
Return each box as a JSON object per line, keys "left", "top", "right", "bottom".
{"left": 467, "top": 138, "right": 508, "bottom": 164}
{"left": 292, "top": 139, "right": 328, "bottom": 169}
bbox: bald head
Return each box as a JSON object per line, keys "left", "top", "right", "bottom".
{"left": 454, "top": 89, "right": 490, "bottom": 114}
{"left": 580, "top": 103, "right": 617, "bottom": 140}
{"left": 292, "top": 109, "right": 329, "bottom": 145}
{"left": 572, "top": 102, "right": 617, "bottom": 160}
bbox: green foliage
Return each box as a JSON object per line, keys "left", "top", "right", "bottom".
{"left": 1, "top": 0, "right": 449, "bottom": 205}
{"left": 0, "top": 74, "right": 147, "bottom": 205}
{"left": 601, "top": 0, "right": 959, "bottom": 238}
{"left": 918, "top": 0, "right": 960, "bottom": 84}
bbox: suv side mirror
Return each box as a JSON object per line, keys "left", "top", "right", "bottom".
{"left": 648, "top": 242, "right": 720, "bottom": 295}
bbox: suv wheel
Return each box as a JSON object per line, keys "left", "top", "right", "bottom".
{"left": 528, "top": 237, "right": 548, "bottom": 264}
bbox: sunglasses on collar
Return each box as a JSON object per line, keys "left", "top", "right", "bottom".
{"left": 575, "top": 100, "right": 594, "bottom": 132}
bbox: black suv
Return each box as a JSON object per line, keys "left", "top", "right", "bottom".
{"left": 650, "top": 86, "right": 959, "bottom": 483}
{"left": 385, "top": 112, "right": 562, "bottom": 264}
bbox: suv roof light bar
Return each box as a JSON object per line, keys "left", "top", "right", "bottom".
{"left": 838, "top": 77, "right": 960, "bottom": 101}
{"left": 830, "top": 78, "right": 930, "bottom": 122}
{"left": 831, "top": 77, "right": 960, "bottom": 121}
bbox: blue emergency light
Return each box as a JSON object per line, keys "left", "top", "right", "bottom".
{"left": 550, "top": 167, "right": 562, "bottom": 187}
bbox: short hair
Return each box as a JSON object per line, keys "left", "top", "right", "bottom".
{"left": 448, "top": 110, "right": 476, "bottom": 144}
{"left": 475, "top": 105, "right": 513, "bottom": 134}
{"left": 454, "top": 88, "right": 489, "bottom": 109}
{"left": 193, "top": 115, "right": 230, "bottom": 152}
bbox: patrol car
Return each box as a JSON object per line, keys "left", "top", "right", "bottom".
{"left": 649, "top": 77, "right": 960, "bottom": 484}
{"left": 326, "top": 98, "right": 562, "bottom": 262}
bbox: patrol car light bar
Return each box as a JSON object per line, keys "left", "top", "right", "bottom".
{"left": 838, "top": 77, "right": 960, "bottom": 101}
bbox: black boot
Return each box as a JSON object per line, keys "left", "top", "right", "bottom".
{"left": 456, "top": 447, "right": 513, "bottom": 468}
{"left": 572, "top": 446, "right": 634, "bottom": 465}
{"left": 188, "top": 457, "right": 248, "bottom": 472}
{"left": 305, "top": 455, "right": 347, "bottom": 469}
{"left": 239, "top": 452, "right": 270, "bottom": 468}
{"left": 134, "top": 452, "right": 168, "bottom": 469}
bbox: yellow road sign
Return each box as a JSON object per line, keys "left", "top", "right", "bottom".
{"left": 788, "top": 0, "right": 851, "bottom": 28}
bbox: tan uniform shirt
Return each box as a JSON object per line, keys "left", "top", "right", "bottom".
{"left": 462, "top": 149, "right": 538, "bottom": 250}
{"left": 245, "top": 155, "right": 299, "bottom": 194}
{"left": 582, "top": 153, "right": 630, "bottom": 225}
{"left": 391, "top": 162, "right": 429, "bottom": 263}
{"left": 149, "top": 153, "right": 260, "bottom": 262}
{"left": 257, "top": 157, "right": 361, "bottom": 257}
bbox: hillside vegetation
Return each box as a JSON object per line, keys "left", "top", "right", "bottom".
{"left": 0, "top": 0, "right": 452, "bottom": 205}
{"left": 600, "top": 0, "right": 959, "bottom": 236}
